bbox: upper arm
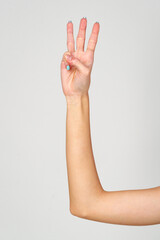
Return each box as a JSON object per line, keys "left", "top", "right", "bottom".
{"left": 82, "top": 186, "right": 160, "bottom": 226}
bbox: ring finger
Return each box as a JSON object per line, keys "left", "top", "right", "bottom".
{"left": 67, "top": 21, "right": 75, "bottom": 53}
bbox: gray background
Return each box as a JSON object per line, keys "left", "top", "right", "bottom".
{"left": 0, "top": 0, "right": 160, "bottom": 239}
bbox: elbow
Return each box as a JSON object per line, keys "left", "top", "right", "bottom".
{"left": 70, "top": 203, "right": 88, "bottom": 219}
{"left": 69, "top": 189, "right": 105, "bottom": 219}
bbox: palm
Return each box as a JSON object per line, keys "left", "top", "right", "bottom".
{"left": 60, "top": 18, "right": 100, "bottom": 97}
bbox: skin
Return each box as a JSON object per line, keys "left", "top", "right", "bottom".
{"left": 60, "top": 17, "right": 160, "bottom": 226}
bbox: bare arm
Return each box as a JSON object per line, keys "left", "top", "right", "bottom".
{"left": 60, "top": 18, "right": 160, "bottom": 226}
{"left": 66, "top": 93, "right": 160, "bottom": 226}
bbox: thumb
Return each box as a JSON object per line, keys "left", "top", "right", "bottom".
{"left": 65, "top": 54, "right": 87, "bottom": 73}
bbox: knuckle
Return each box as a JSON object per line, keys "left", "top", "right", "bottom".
{"left": 62, "top": 51, "right": 71, "bottom": 62}
{"left": 63, "top": 51, "right": 70, "bottom": 57}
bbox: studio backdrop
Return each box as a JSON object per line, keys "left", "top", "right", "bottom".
{"left": 0, "top": 0, "right": 160, "bottom": 239}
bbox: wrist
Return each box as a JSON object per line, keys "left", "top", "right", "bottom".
{"left": 66, "top": 93, "right": 89, "bottom": 106}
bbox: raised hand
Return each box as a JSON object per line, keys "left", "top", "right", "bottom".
{"left": 60, "top": 18, "right": 100, "bottom": 99}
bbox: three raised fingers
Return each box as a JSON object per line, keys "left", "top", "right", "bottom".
{"left": 86, "top": 22, "right": 100, "bottom": 54}
{"left": 67, "top": 21, "right": 75, "bottom": 53}
{"left": 76, "top": 17, "right": 87, "bottom": 51}
{"left": 67, "top": 19, "right": 100, "bottom": 54}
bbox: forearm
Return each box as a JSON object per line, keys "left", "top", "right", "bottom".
{"left": 65, "top": 93, "right": 160, "bottom": 225}
{"left": 66, "top": 93, "right": 104, "bottom": 216}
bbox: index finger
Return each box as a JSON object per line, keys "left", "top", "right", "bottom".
{"left": 86, "top": 22, "right": 100, "bottom": 54}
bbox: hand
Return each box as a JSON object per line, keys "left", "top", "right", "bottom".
{"left": 60, "top": 18, "right": 100, "bottom": 99}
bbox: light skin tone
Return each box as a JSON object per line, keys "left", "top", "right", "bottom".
{"left": 60, "top": 17, "right": 160, "bottom": 226}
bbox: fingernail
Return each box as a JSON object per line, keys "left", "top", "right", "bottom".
{"left": 68, "top": 20, "right": 72, "bottom": 23}
{"left": 66, "top": 65, "right": 70, "bottom": 70}
{"left": 83, "top": 17, "right": 87, "bottom": 19}
{"left": 96, "top": 21, "right": 99, "bottom": 23}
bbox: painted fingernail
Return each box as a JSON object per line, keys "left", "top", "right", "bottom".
{"left": 96, "top": 21, "right": 99, "bottom": 23}
{"left": 68, "top": 20, "right": 72, "bottom": 23}
{"left": 66, "top": 65, "right": 70, "bottom": 70}
{"left": 83, "top": 17, "right": 87, "bottom": 19}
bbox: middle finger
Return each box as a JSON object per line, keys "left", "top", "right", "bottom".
{"left": 76, "top": 17, "right": 87, "bottom": 52}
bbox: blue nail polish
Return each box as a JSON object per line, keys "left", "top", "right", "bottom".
{"left": 66, "top": 65, "right": 70, "bottom": 70}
